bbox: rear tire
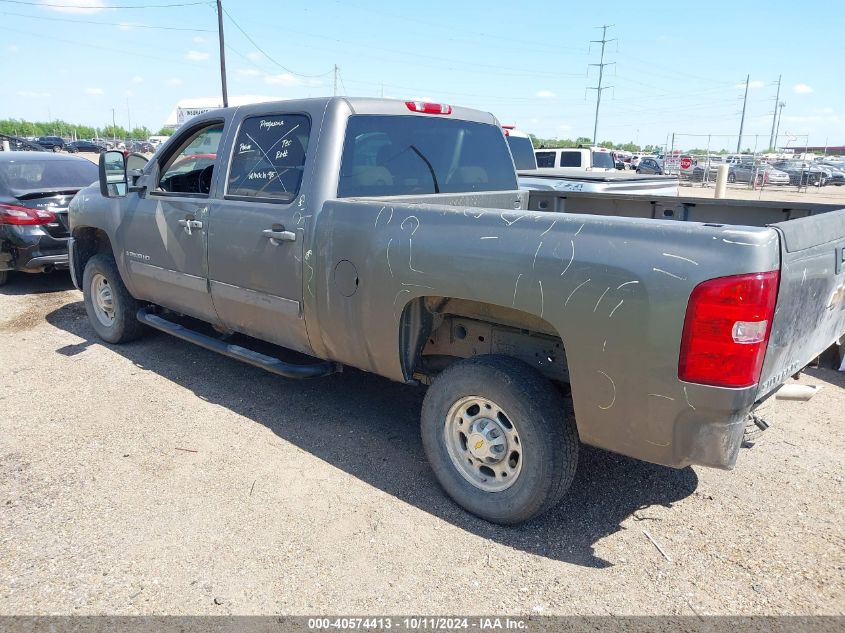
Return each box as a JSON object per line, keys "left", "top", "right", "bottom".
{"left": 82, "top": 254, "right": 145, "bottom": 344}
{"left": 728, "top": 173, "right": 736, "bottom": 183}
{"left": 421, "top": 355, "right": 579, "bottom": 524}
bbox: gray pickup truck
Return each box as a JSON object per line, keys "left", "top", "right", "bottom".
{"left": 67, "top": 97, "right": 845, "bottom": 524}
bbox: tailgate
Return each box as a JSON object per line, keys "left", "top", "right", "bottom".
{"left": 758, "top": 210, "right": 845, "bottom": 397}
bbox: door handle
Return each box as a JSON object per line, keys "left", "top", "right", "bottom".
{"left": 178, "top": 219, "right": 203, "bottom": 236}
{"left": 263, "top": 228, "right": 296, "bottom": 244}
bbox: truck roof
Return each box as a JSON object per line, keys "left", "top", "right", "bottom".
{"left": 186, "top": 97, "right": 500, "bottom": 128}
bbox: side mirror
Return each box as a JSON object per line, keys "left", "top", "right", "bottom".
{"left": 99, "top": 150, "right": 127, "bottom": 198}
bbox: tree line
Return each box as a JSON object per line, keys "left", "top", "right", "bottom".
{"left": 0, "top": 118, "right": 172, "bottom": 140}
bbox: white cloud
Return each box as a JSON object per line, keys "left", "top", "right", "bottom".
{"left": 85, "top": 87, "right": 104, "bottom": 95}
{"left": 793, "top": 83, "right": 814, "bottom": 94}
{"left": 236, "top": 68, "right": 261, "bottom": 77}
{"left": 246, "top": 51, "right": 262, "bottom": 61}
{"left": 536, "top": 90, "right": 556, "bottom": 98}
{"left": 7, "top": 44, "right": 19, "bottom": 53}
{"left": 192, "top": 36, "right": 206, "bottom": 44}
{"left": 131, "top": 75, "right": 144, "bottom": 84}
{"left": 16, "top": 90, "right": 50, "bottom": 98}
{"left": 736, "top": 80, "right": 765, "bottom": 90}
{"left": 263, "top": 73, "right": 321, "bottom": 87}
{"left": 166, "top": 78, "right": 183, "bottom": 86}
{"left": 185, "top": 50, "right": 209, "bottom": 62}
{"left": 124, "top": 90, "right": 134, "bottom": 97}
{"left": 41, "top": 0, "right": 105, "bottom": 13}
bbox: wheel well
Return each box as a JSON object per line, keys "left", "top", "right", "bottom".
{"left": 401, "top": 297, "right": 569, "bottom": 386}
{"left": 71, "top": 227, "right": 113, "bottom": 288}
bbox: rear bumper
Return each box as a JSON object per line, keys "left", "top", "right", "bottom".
{"left": 0, "top": 226, "right": 70, "bottom": 273}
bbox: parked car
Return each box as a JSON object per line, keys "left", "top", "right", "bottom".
{"left": 818, "top": 162, "right": 845, "bottom": 186}
{"left": 0, "top": 152, "right": 98, "bottom": 286}
{"left": 67, "top": 97, "right": 845, "bottom": 524}
{"left": 0, "top": 133, "right": 46, "bottom": 152}
{"left": 65, "top": 140, "right": 105, "bottom": 154}
{"left": 35, "top": 136, "right": 66, "bottom": 152}
{"left": 772, "top": 161, "right": 830, "bottom": 186}
{"left": 728, "top": 163, "right": 790, "bottom": 186}
{"left": 636, "top": 157, "right": 663, "bottom": 174}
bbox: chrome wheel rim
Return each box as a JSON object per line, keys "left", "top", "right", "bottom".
{"left": 91, "top": 273, "right": 115, "bottom": 327}
{"left": 444, "top": 396, "right": 523, "bottom": 492}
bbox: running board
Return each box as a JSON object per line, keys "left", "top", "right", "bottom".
{"left": 137, "top": 307, "right": 340, "bottom": 379}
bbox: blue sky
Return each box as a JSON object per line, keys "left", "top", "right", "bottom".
{"left": 2, "top": 0, "right": 843, "bottom": 147}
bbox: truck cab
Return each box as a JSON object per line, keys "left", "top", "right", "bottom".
{"left": 533, "top": 146, "right": 615, "bottom": 171}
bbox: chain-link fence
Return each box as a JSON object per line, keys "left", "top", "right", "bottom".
{"left": 657, "top": 132, "right": 845, "bottom": 192}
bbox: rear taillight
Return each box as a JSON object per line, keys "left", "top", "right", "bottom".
{"left": 405, "top": 101, "right": 452, "bottom": 115}
{"left": 0, "top": 203, "right": 57, "bottom": 226}
{"left": 678, "top": 271, "right": 779, "bottom": 388}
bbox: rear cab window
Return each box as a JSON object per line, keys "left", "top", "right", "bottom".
{"left": 506, "top": 135, "right": 537, "bottom": 170}
{"left": 591, "top": 151, "right": 614, "bottom": 169}
{"left": 226, "top": 114, "right": 311, "bottom": 203}
{"left": 337, "top": 115, "right": 517, "bottom": 198}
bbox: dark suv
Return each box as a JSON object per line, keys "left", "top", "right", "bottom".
{"left": 36, "top": 136, "right": 66, "bottom": 152}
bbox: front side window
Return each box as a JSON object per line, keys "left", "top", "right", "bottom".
{"left": 337, "top": 115, "right": 517, "bottom": 198}
{"left": 158, "top": 123, "right": 224, "bottom": 195}
{"left": 226, "top": 114, "right": 311, "bottom": 203}
{"left": 535, "top": 151, "right": 555, "bottom": 168}
{"left": 559, "top": 152, "right": 582, "bottom": 167}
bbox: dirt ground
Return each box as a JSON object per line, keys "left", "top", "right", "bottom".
{"left": 0, "top": 273, "right": 843, "bottom": 616}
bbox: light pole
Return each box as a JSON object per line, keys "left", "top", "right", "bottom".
{"left": 216, "top": 0, "right": 229, "bottom": 107}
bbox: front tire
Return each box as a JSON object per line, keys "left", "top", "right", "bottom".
{"left": 82, "top": 254, "right": 145, "bottom": 344}
{"left": 728, "top": 173, "right": 736, "bottom": 183}
{"left": 421, "top": 355, "right": 579, "bottom": 524}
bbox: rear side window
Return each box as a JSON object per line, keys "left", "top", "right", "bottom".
{"left": 338, "top": 115, "right": 517, "bottom": 198}
{"left": 227, "top": 114, "right": 311, "bottom": 203}
{"left": 591, "top": 151, "right": 614, "bottom": 169}
{"left": 535, "top": 151, "right": 555, "bottom": 168}
{"left": 506, "top": 135, "right": 537, "bottom": 170}
{"left": 559, "top": 151, "right": 582, "bottom": 167}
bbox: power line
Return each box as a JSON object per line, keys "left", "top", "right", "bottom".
{"left": 218, "top": 5, "right": 332, "bottom": 78}
{"left": 0, "top": 8, "right": 214, "bottom": 30}
{"left": 0, "top": 0, "right": 209, "bottom": 7}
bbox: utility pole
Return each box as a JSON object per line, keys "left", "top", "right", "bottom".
{"left": 768, "top": 74, "right": 781, "bottom": 151}
{"left": 111, "top": 108, "right": 117, "bottom": 142}
{"left": 737, "top": 73, "right": 750, "bottom": 153}
{"left": 333, "top": 64, "right": 338, "bottom": 96}
{"left": 126, "top": 98, "right": 132, "bottom": 136}
{"left": 773, "top": 101, "right": 785, "bottom": 151}
{"left": 216, "top": 0, "right": 228, "bottom": 107}
{"left": 588, "top": 24, "right": 615, "bottom": 145}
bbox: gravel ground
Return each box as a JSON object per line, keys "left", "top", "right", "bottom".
{"left": 0, "top": 273, "right": 843, "bottom": 616}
